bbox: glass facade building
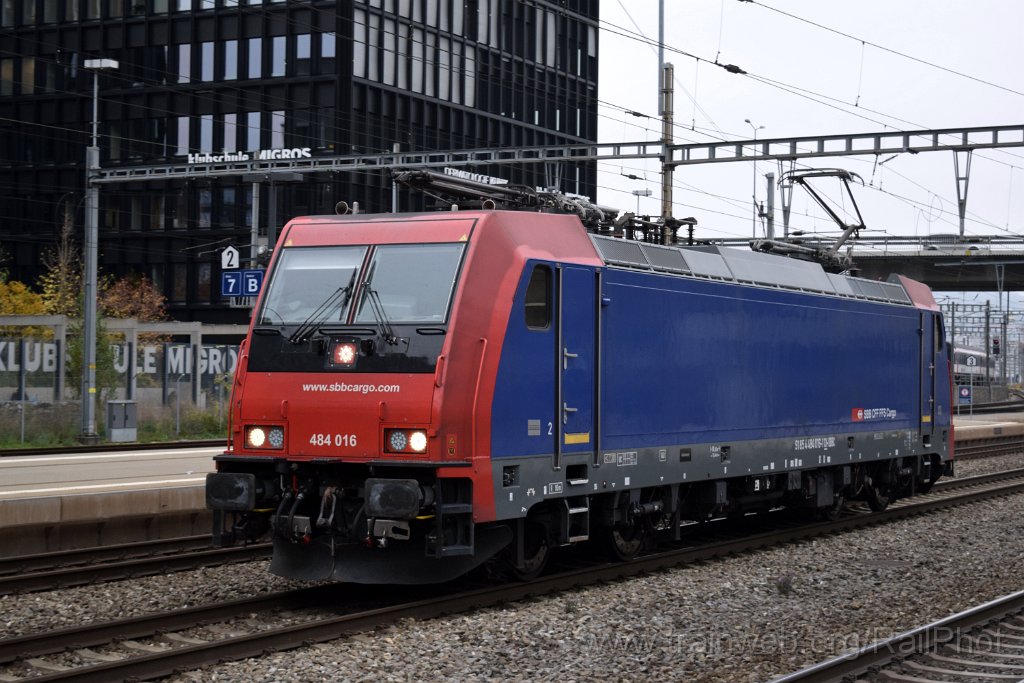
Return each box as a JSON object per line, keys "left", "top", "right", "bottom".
{"left": 0, "top": 0, "right": 599, "bottom": 322}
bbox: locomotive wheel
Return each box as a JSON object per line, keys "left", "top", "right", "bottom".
{"left": 508, "top": 523, "right": 550, "bottom": 581}
{"left": 820, "top": 493, "right": 846, "bottom": 521}
{"left": 604, "top": 521, "right": 645, "bottom": 561}
{"left": 867, "top": 478, "right": 894, "bottom": 512}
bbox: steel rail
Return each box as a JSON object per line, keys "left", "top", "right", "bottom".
{"left": 953, "top": 435, "right": 1024, "bottom": 459}
{"left": 0, "top": 543, "right": 270, "bottom": 596}
{"left": 0, "top": 535, "right": 215, "bottom": 576}
{"left": 768, "top": 589, "right": 1024, "bottom": 683}
{"left": 4, "top": 475, "right": 1024, "bottom": 682}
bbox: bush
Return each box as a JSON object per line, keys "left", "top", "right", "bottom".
{"left": 0, "top": 400, "right": 228, "bottom": 448}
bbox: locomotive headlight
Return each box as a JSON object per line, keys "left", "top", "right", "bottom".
{"left": 246, "top": 426, "right": 267, "bottom": 448}
{"left": 245, "top": 425, "right": 285, "bottom": 450}
{"left": 409, "top": 431, "right": 428, "bottom": 452}
{"left": 329, "top": 341, "right": 358, "bottom": 368}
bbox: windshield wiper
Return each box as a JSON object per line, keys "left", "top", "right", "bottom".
{"left": 364, "top": 286, "right": 398, "bottom": 346}
{"left": 287, "top": 272, "right": 357, "bottom": 345}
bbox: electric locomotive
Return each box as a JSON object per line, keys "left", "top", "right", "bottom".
{"left": 207, "top": 171, "right": 954, "bottom": 584}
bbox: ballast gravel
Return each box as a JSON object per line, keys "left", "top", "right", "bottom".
{"left": 2, "top": 453, "right": 1023, "bottom": 683}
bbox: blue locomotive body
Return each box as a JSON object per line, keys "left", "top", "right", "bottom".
{"left": 488, "top": 236, "right": 952, "bottom": 541}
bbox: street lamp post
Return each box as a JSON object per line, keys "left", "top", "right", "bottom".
{"left": 744, "top": 118, "right": 765, "bottom": 238}
{"left": 80, "top": 58, "right": 118, "bottom": 444}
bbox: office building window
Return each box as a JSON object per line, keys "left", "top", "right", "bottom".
{"left": 382, "top": 18, "right": 395, "bottom": 86}
{"left": 178, "top": 44, "right": 190, "bottom": 83}
{"left": 411, "top": 28, "right": 423, "bottom": 93}
{"left": 217, "top": 186, "right": 235, "bottom": 226}
{"left": 197, "top": 263, "right": 211, "bottom": 301}
{"left": 270, "top": 110, "right": 284, "bottom": 148}
{"left": 201, "top": 42, "right": 213, "bottom": 81}
{"left": 172, "top": 264, "right": 187, "bottom": 301}
{"left": 246, "top": 111, "right": 260, "bottom": 150}
{"left": 198, "top": 188, "right": 211, "bottom": 227}
{"left": 224, "top": 113, "right": 237, "bottom": 152}
{"left": 367, "top": 13, "right": 379, "bottom": 81}
{"left": 1, "top": 0, "right": 13, "bottom": 26}
{"left": 200, "top": 113, "right": 213, "bottom": 152}
{"left": 0, "top": 59, "right": 13, "bottom": 96}
{"left": 353, "top": 10, "right": 365, "bottom": 78}
{"left": 19, "top": 0, "right": 35, "bottom": 25}
{"left": 151, "top": 196, "right": 165, "bottom": 230}
{"left": 175, "top": 0, "right": 189, "bottom": 11}
{"left": 130, "top": 195, "right": 143, "bottom": 230}
{"left": 396, "top": 23, "right": 408, "bottom": 89}
{"left": 224, "top": 40, "right": 237, "bottom": 80}
{"left": 247, "top": 38, "right": 261, "bottom": 79}
{"left": 85, "top": 0, "right": 98, "bottom": 17}
{"left": 320, "top": 32, "right": 336, "bottom": 74}
{"left": 295, "top": 34, "right": 310, "bottom": 76}
{"left": 438, "top": 37, "right": 450, "bottom": 101}
{"left": 172, "top": 190, "right": 187, "bottom": 229}
{"left": 176, "top": 116, "right": 189, "bottom": 155}
{"left": 20, "top": 57, "right": 34, "bottom": 95}
{"left": 271, "top": 36, "right": 285, "bottom": 77}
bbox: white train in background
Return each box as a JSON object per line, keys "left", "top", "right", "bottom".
{"left": 952, "top": 346, "right": 996, "bottom": 385}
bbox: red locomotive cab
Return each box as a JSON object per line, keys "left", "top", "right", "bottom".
{"left": 208, "top": 212, "right": 511, "bottom": 583}
{"left": 227, "top": 220, "right": 469, "bottom": 463}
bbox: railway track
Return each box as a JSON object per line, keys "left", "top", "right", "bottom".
{"left": 0, "top": 464, "right": 1017, "bottom": 597}
{"left": 771, "top": 589, "right": 1024, "bottom": 682}
{"left": 2, "top": 469, "right": 1024, "bottom": 682}
{"left": 954, "top": 435, "right": 1024, "bottom": 459}
{"left": 0, "top": 537, "right": 270, "bottom": 596}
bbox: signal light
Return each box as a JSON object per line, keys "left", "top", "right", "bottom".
{"left": 385, "top": 429, "right": 428, "bottom": 454}
{"left": 993, "top": 338, "right": 1001, "bottom": 355}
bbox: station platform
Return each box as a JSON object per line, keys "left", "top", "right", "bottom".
{"left": 951, "top": 411, "right": 1024, "bottom": 440}
{"left": 1, "top": 413, "right": 1022, "bottom": 556}
{"left": 0, "top": 446, "right": 219, "bottom": 555}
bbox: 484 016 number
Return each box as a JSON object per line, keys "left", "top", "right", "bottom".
{"left": 309, "top": 433, "right": 357, "bottom": 447}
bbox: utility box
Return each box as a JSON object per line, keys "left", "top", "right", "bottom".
{"left": 107, "top": 400, "right": 138, "bottom": 442}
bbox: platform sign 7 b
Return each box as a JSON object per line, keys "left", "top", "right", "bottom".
{"left": 222, "top": 269, "right": 263, "bottom": 297}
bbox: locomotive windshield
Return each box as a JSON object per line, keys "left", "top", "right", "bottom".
{"left": 257, "top": 246, "right": 367, "bottom": 325}
{"left": 354, "top": 243, "right": 465, "bottom": 323}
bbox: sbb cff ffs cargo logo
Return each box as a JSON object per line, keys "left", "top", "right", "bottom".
{"left": 851, "top": 407, "right": 898, "bottom": 421}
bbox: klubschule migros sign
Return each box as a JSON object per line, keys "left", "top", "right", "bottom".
{"left": 185, "top": 147, "right": 312, "bottom": 164}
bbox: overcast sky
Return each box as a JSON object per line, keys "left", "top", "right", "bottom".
{"left": 596, "top": 1, "right": 1024, "bottom": 250}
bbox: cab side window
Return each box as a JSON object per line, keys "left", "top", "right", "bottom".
{"left": 524, "top": 265, "right": 551, "bottom": 330}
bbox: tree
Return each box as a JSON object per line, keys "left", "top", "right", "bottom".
{"left": 38, "top": 214, "right": 82, "bottom": 317}
{"left": 101, "top": 274, "right": 168, "bottom": 322}
{"left": 64, "top": 316, "right": 119, "bottom": 399}
{"left": 0, "top": 280, "right": 47, "bottom": 337}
